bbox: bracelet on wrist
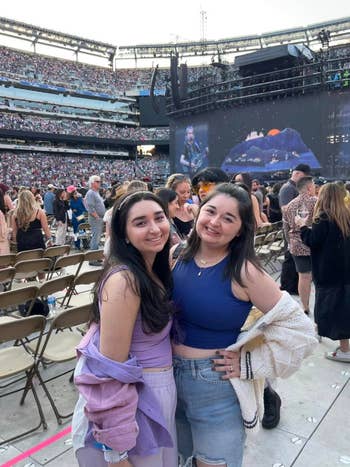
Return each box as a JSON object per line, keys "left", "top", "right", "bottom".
{"left": 103, "top": 449, "right": 128, "bottom": 463}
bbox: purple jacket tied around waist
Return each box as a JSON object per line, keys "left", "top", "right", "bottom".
{"left": 73, "top": 323, "right": 173, "bottom": 456}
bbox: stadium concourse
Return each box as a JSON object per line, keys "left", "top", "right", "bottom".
{"left": 0, "top": 284, "right": 350, "bottom": 467}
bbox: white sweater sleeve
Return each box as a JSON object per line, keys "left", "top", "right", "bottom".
{"left": 227, "top": 292, "right": 318, "bottom": 380}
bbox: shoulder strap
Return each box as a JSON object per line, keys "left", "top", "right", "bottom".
{"left": 98, "top": 265, "right": 129, "bottom": 306}
{"left": 171, "top": 242, "right": 187, "bottom": 270}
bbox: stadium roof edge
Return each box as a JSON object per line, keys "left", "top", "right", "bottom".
{"left": 0, "top": 15, "right": 349, "bottom": 62}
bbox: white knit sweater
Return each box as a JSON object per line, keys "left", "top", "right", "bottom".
{"left": 227, "top": 292, "right": 318, "bottom": 434}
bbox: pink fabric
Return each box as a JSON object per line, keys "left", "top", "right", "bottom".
{"left": 0, "top": 211, "right": 10, "bottom": 255}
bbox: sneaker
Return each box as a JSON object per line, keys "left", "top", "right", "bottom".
{"left": 262, "top": 386, "right": 282, "bottom": 429}
{"left": 325, "top": 348, "right": 350, "bottom": 363}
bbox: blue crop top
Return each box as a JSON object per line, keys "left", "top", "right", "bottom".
{"left": 172, "top": 257, "right": 252, "bottom": 349}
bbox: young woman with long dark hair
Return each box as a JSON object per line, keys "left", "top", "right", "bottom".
{"left": 172, "top": 183, "right": 316, "bottom": 467}
{"left": 72, "top": 191, "right": 177, "bottom": 467}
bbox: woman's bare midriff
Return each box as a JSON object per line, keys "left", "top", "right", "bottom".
{"left": 172, "top": 343, "right": 219, "bottom": 359}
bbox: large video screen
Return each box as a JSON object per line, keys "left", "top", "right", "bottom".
{"left": 170, "top": 91, "right": 350, "bottom": 178}
{"left": 174, "top": 123, "right": 209, "bottom": 176}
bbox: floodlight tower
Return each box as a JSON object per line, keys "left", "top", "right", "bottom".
{"left": 200, "top": 7, "right": 207, "bottom": 44}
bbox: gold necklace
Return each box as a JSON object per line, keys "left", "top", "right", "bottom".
{"left": 196, "top": 254, "right": 227, "bottom": 276}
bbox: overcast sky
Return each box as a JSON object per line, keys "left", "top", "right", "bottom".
{"left": 1, "top": 0, "right": 350, "bottom": 46}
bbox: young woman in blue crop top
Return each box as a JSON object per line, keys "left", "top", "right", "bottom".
{"left": 172, "top": 183, "right": 282, "bottom": 467}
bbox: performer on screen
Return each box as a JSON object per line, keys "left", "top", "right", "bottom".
{"left": 179, "top": 125, "right": 207, "bottom": 176}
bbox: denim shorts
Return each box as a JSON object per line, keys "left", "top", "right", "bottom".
{"left": 173, "top": 355, "right": 246, "bottom": 467}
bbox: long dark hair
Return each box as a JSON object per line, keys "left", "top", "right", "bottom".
{"left": 155, "top": 188, "right": 177, "bottom": 216}
{"left": 181, "top": 183, "right": 262, "bottom": 287}
{"left": 0, "top": 189, "right": 5, "bottom": 215}
{"left": 91, "top": 191, "right": 173, "bottom": 333}
{"left": 232, "top": 172, "right": 252, "bottom": 196}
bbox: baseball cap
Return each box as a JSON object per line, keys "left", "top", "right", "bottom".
{"left": 293, "top": 164, "right": 311, "bottom": 174}
{"left": 66, "top": 185, "right": 77, "bottom": 194}
{"left": 47, "top": 184, "right": 56, "bottom": 189}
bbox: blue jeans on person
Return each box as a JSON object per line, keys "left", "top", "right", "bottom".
{"left": 173, "top": 356, "right": 246, "bottom": 467}
{"left": 88, "top": 215, "right": 103, "bottom": 251}
{"left": 72, "top": 216, "right": 84, "bottom": 249}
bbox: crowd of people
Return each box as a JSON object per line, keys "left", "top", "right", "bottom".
{"left": 0, "top": 45, "right": 226, "bottom": 97}
{"left": 0, "top": 112, "right": 169, "bottom": 141}
{"left": 0, "top": 152, "right": 170, "bottom": 188}
{"left": 2, "top": 161, "right": 350, "bottom": 466}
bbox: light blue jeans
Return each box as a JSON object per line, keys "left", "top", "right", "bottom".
{"left": 174, "top": 356, "right": 246, "bottom": 467}
{"left": 88, "top": 215, "right": 103, "bottom": 250}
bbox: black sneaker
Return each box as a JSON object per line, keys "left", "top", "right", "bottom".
{"left": 262, "top": 386, "right": 281, "bottom": 429}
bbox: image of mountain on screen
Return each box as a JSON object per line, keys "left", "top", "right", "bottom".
{"left": 221, "top": 128, "right": 321, "bottom": 174}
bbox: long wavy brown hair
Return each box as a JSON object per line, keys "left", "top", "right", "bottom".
{"left": 313, "top": 182, "right": 350, "bottom": 237}
{"left": 15, "top": 190, "right": 37, "bottom": 230}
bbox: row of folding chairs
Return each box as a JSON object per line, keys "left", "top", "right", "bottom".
{"left": 0, "top": 249, "right": 104, "bottom": 291}
{"left": 0, "top": 303, "right": 92, "bottom": 444}
{"left": 256, "top": 221, "right": 283, "bottom": 236}
{"left": 0, "top": 268, "right": 103, "bottom": 321}
{"left": 254, "top": 229, "right": 286, "bottom": 273}
{"left": 0, "top": 245, "right": 71, "bottom": 268}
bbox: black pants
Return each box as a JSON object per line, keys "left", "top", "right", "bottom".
{"left": 280, "top": 249, "right": 299, "bottom": 295}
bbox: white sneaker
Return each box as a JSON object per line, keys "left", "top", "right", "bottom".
{"left": 325, "top": 348, "right": 350, "bottom": 363}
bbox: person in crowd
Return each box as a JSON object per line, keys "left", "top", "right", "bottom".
{"left": 0, "top": 182, "right": 15, "bottom": 212}
{"left": 44, "top": 184, "right": 56, "bottom": 216}
{"left": 34, "top": 188, "right": 44, "bottom": 209}
{"left": 72, "top": 191, "right": 177, "bottom": 467}
{"left": 126, "top": 180, "right": 149, "bottom": 193}
{"left": 171, "top": 183, "right": 317, "bottom": 467}
{"left": 260, "top": 185, "right": 270, "bottom": 220}
{"left": 313, "top": 178, "right": 325, "bottom": 197}
{"left": 156, "top": 188, "right": 182, "bottom": 246}
{"left": 345, "top": 182, "right": 350, "bottom": 207}
{"left": 85, "top": 175, "right": 106, "bottom": 262}
{"left": 67, "top": 185, "right": 87, "bottom": 250}
{"left": 192, "top": 167, "right": 229, "bottom": 202}
{"left": 252, "top": 178, "right": 263, "bottom": 210}
{"left": 11, "top": 189, "right": 52, "bottom": 251}
{"left": 267, "top": 182, "right": 282, "bottom": 223}
{"left": 279, "top": 164, "right": 311, "bottom": 207}
{"left": 298, "top": 182, "right": 350, "bottom": 362}
{"left": 232, "top": 173, "right": 269, "bottom": 227}
{"left": 0, "top": 188, "right": 10, "bottom": 255}
{"left": 278, "top": 163, "right": 311, "bottom": 295}
{"left": 53, "top": 188, "right": 69, "bottom": 245}
{"left": 166, "top": 174, "right": 195, "bottom": 238}
{"left": 283, "top": 176, "right": 317, "bottom": 315}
